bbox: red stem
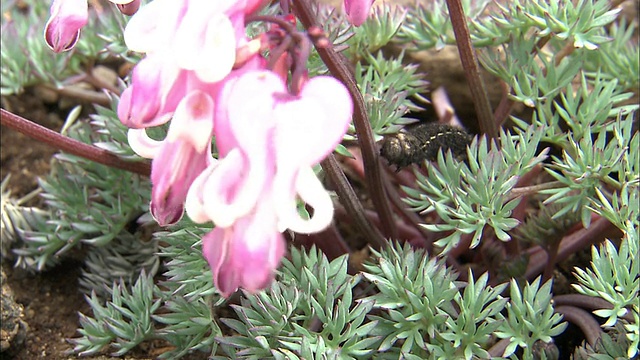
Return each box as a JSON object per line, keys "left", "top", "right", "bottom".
{"left": 525, "top": 216, "right": 617, "bottom": 280}
{"left": 322, "top": 154, "right": 386, "bottom": 249}
{"left": 445, "top": 0, "right": 498, "bottom": 138}
{"left": 1, "top": 108, "right": 151, "bottom": 177}
{"left": 293, "top": 0, "right": 398, "bottom": 241}
{"left": 555, "top": 305, "right": 603, "bottom": 346}
{"left": 554, "top": 294, "right": 635, "bottom": 323}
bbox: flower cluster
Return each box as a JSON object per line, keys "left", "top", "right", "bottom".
{"left": 44, "top": 0, "right": 363, "bottom": 297}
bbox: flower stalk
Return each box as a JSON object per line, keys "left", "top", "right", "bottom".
{"left": 0, "top": 108, "right": 151, "bottom": 176}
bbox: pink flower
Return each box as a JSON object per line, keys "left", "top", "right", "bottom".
{"left": 344, "top": 0, "right": 374, "bottom": 26}
{"left": 185, "top": 70, "right": 352, "bottom": 296}
{"left": 117, "top": 55, "right": 187, "bottom": 129}
{"left": 123, "top": 0, "right": 241, "bottom": 83}
{"left": 44, "top": 0, "right": 138, "bottom": 52}
{"left": 201, "top": 194, "right": 285, "bottom": 297}
{"left": 129, "top": 90, "right": 216, "bottom": 226}
{"left": 44, "top": 0, "right": 88, "bottom": 52}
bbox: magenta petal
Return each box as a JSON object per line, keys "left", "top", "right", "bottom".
{"left": 344, "top": 0, "right": 374, "bottom": 26}
{"left": 119, "top": 56, "right": 185, "bottom": 128}
{"left": 116, "top": 0, "right": 141, "bottom": 16}
{"left": 202, "top": 228, "right": 239, "bottom": 297}
{"left": 44, "top": 0, "right": 88, "bottom": 52}
{"left": 150, "top": 142, "right": 209, "bottom": 226}
{"left": 150, "top": 200, "right": 184, "bottom": 226}
{"left": 203, "top": 200, "right": 286, "bottom": 298}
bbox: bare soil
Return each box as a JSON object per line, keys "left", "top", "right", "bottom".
{"left": 0, "top": 91, "right": 156, "bottom": 360}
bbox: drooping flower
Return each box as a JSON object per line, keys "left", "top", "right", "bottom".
{"left": 44, "top": 0, "right": 138, "bottom": 52}
{"left": 185, "top": 70, "right": 352, "bottom": 296}
{"left": 44, "top": 0, "right": 356, "bottom": 298}
{"left": 44, "top": 0, "right": 88, "bottom": 52}
{"left": 344, "top": 0, "right": 374, "bottom": 26}
{"left": 201, "top": 192, "right": 285, "bottom": 297}
{"left": 129, "top": 90, "right": 216, "bottom": 226}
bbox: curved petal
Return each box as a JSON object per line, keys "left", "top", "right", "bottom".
{"left": 165, "top": 90, "right": 215, "bottom": 153}
{"left": 204, "top": 197, "right": 285, "bottom": 298}
{"left": 274, "top": 76, "right": 352, "bottom": 167}
{"left": 150, "top": 137, "right": 210, "bottom": 226}
{"left": 127, "top": 128, "right": 163, "bottom": 159}
{"left": 230, "top": 206, "right": 284, "bottom": 293}
{"left": 185, "top": 164, "right": 217, "bottom": 223}
{"left": 275, "top": 166, "right": 334, "bottom": 233}
{"left": 224, "top": 70, "right": 284, "bottom": 149}
{"left": 115, "top": 0, "right": 141, "bottom": 16}
{"left": 150, "top": 200, "right": 184, "bottom": 226}
{"left": 202, "top": 228, "right": 238, "bottom": 296}
{"left": 119, "top": 56, "right": 185, "bottom": 128}
{"left": 344, "top": 0, "right": 374, "bottom": 26}
{"left": 196, "top": 15, "right": 236, "bottom": 82}
{"left": 124, "top": 0, "right": 185, "bottom": 52}
{"left": 44, "top": 0, "right": 88, "bottom": 52}
{"left": 173, "top": 11, "right": 236, "bottom": 82}
{"left": 199, "top": 147, "right": 271, "bottom": 228}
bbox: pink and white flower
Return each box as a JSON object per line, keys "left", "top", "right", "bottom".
{"left": 185, "top": 70, "right": 352, "bottom": 295}
{"left": 46, "top": 0, "right": 355, "bottom": 297}
{"left": 44, "top": 0, "right": 139, "bottom": 52}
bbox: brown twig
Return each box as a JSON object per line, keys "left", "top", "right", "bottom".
{"left": 555, "top": 305, "right": 603, "bottom": 346}
{"left": 525, "top": 216, "right": 617, "bottom": 280}
{"left": 40, "top": 83, "right": 111, "bottom": 107}
{"left": 1, "top": 108, "right": 151, "bottom": 177}
{"left": 445, "top": 0, "right": 498, "bottom": 138}
{"left": 554, "top": 294, "right": 635, "bottom": 323}
{"left": 321, "top": 154, "right": 387, "bottom": 249}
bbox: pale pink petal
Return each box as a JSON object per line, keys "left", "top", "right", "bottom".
{"left": 196, "top": 71, "right": 284, "bottom": 227}
{"left": 275, "top": 166, "right": 334, "bottom": 233}
{"left": 127, "top": 128, "right": 163, "bottom": 159}
{"left": 185, "top": 164, "right": 217, "bottom": 223}
{"left": 123, "top": 0, "right": 185, "bottom": 52}
{"left": 195, "top": 15, "right": 236, "bottom": 82}
{"left": 270, "top": 76, "right": 351, "bottom": 232}
{"left": 274, "top": 76, "right": 352, "bottom": 167}
{"left": 199, "top": 149, "right": 269, "bottom": 228}
{"left": 224, "top": 71, "right": 283, "bottom": 149}
{"left": 213, "top": 66, "right": 274, "bottom": 155}
{"left": 44, "top": 0, "right": 88, "bottom": 53}
{"left": 165, "top": 90, "right": 215, "bottom": 153}
{"left": 173, "top": 10, "right": 236, "bottom": 82}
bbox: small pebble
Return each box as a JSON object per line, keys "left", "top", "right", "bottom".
{"left": 32, "top": 85, "right": 59, "bottom": 104}
{"left": 92, "top": 65, "right": 119, "bottom": 87}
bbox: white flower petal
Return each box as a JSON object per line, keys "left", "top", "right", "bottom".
{"left": 127, "top": 128, "right": 164, "bottom": 158}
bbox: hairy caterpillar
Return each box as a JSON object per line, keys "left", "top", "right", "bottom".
{"left": 380, "top": 122, "right": 472, "bottom": 169}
